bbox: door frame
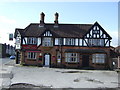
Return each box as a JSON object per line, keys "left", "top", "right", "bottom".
{"left": 43, "top": 53, "right": 51, "bottom": 67}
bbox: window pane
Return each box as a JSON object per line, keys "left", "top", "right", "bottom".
{"left": 65, "top": 53, "right": 78, "bottom": 62}
{"left": 43, "top": 37, "right": 53, "bottom": 46}
{"left": 27, "top": 38, "right": 37, "bottom": 44}
{"left": 92, "top": 54, "right": 105, "bottom": 63}
{"left": 27, "top": 52, "right": 36, "bottom": 59}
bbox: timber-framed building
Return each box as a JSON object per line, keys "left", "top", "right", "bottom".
{"left": 14, "top": 12, "right": 112, "bottom": 69}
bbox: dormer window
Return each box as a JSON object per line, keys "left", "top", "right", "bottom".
{"left": 42, "top": 30, "right": 53, "bottom": 46}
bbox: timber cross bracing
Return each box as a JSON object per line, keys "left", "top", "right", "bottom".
{"left": 83, "top": 22, "right": 112, "bottom": 47}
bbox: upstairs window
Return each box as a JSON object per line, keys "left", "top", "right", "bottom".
{"left": 27, "top": 37, "right": 37, "bottom": 44}
{"left": 42, "top": 37, "right": 53, "bottom": 46}
{"left": 65, "top": 38, "right": 75, "bottom": 45}
{"left": 55, "top": 38, "right": 62, "bottom": 45}
{"left": 89, "top": 39, "right": 104, "bottom": 46}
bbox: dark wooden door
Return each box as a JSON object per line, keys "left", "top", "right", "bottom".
{"left": 16, "top": 52, "right": 20, "bottom": 64}
{"left": 82, "top": 55, "right": 89, "bottom": 67}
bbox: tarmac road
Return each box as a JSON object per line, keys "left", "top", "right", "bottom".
{"left": 0, "top": 58, "right": 15, "bottom": 65}
{"left": 0, "top": 58, "right": 15, "bottom": 89}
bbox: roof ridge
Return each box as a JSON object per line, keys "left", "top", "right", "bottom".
{"left": 29, "top": 23, "right": 93, "bottom": 25}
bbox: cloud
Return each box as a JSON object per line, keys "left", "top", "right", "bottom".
{"left": 0, "top": 28, "right": 15, "bottom": 46}
{"left": 0, "top": 16, "right": 16, "bottom": 24}
{"left": 0, "top": 17, "right": 16, "bottom": 46}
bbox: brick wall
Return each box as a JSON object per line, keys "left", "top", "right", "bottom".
{"left": 21, "top": 45, "right": 111, "bottom": 69}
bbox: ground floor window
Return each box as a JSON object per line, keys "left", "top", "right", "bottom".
{"left": 65, "top": 53, "right": 78, "bottom": 63}
{"left": 27, "top": 52, "right": 36, "bottom": 59}
{"left": 92, "top": 54, "right": 106, "bottom": 63}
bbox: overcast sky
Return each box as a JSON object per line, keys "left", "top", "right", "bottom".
{"left": 0, "top": 1, "right": 119, "bottom": 47}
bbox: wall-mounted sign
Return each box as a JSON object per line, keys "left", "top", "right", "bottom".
{"left": 22, "top": 45, "right": 37, "bottom": 49}
{"left": 9, "top": 33, "right": 13, "bottom": 41}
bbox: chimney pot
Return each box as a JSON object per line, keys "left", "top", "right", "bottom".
{"left": 39, "top": 12, "right": 45, "bottom": 27}
{"left": 54, "top": 12, "right": 59, "bottom": 24}
{"left": 54, "top": 12, "right": 59, "bottom": 28}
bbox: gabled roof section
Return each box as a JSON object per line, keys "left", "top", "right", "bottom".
{"left": 24, "top": 23, "right": 45, "bottom": 37}
{"left": 41, "top": 29, "right": 60, "bottom": 37}
{"left": 83, "top": 22, "right": 112, "bottom": 39}
{"left": 14, "top": 28, "right": 24, "bottom": 38}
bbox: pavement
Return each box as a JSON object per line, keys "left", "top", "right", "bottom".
{"left": 10, "top": 67, "right": 119, "bottom": 89}
{"left": 0, "top": 59, "right": 119, "bottom": 89}
{"left": 0, "top": 59, "right": 15, "bottom": 89}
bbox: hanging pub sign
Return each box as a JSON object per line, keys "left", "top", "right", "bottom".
{"left": 15, "top": 35, "right": 21, "bottom": 49}
{"left": 9, "top": 33, "right": 13, "bottom": 41}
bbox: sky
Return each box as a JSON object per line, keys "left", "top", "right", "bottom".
{"left": 0, "top": 1, "right": 119, "bottom": 47}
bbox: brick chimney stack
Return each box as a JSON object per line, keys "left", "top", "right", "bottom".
{"left": 54, "top": 12, "right": 59, "bottom": 24}
{"left": 54, "top": 12, "right": 59, "bottom": 28}
{"left": 40, "top": 12, "right": 45, "bottom": 27}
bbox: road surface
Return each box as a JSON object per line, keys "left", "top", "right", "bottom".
{"left": 0, "top": 58, "right": 15, "bottom": 65}
{"left": 0, "top": 58, "right": 15, "bottom": 89}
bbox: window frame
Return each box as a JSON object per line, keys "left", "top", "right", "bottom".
{"left": 65, "top": 53, "right": 78, "bottom": 63}
{"left": 27, "top": 37, "right": 37, "bottom": 45}
{"left": 27, "top": 52, "right": 36, "bottom": 59}
{"left": 89, "top": 39, "right": 104, "bottom": 46}
{"left": 92, "top": 54, "right": 106, "bottom": 64}
{"left": 55, "top": 38, "right": 62, "bottom": 45}
{"left": 65, "top": 38, "right": 75, "bottom": 45}
{"left": 42, "top": 37, "right": 53, "bottom": 46}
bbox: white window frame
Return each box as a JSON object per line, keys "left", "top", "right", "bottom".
{"left": 37, "top": 38, "right": 41, "bottom": 46}
{"left": 55, "top": 38, "right": 62, "bottom": 45}
{"left": 65, "top": 38, "right": 75, "bottom": 45}
{"left": 79, "top": 39, "right": 82, "bottom": 46}
{"left": 89, "top": 39, "right": 104, "bottom": 46}
{"left": 65, "top": 53, "right": 78, "bottom": 63}
{"left": 92, "top": 54, "right": 106, "bottom": 64}
{"left": 27, "top": 52, "right": 36, "bottom": 59}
